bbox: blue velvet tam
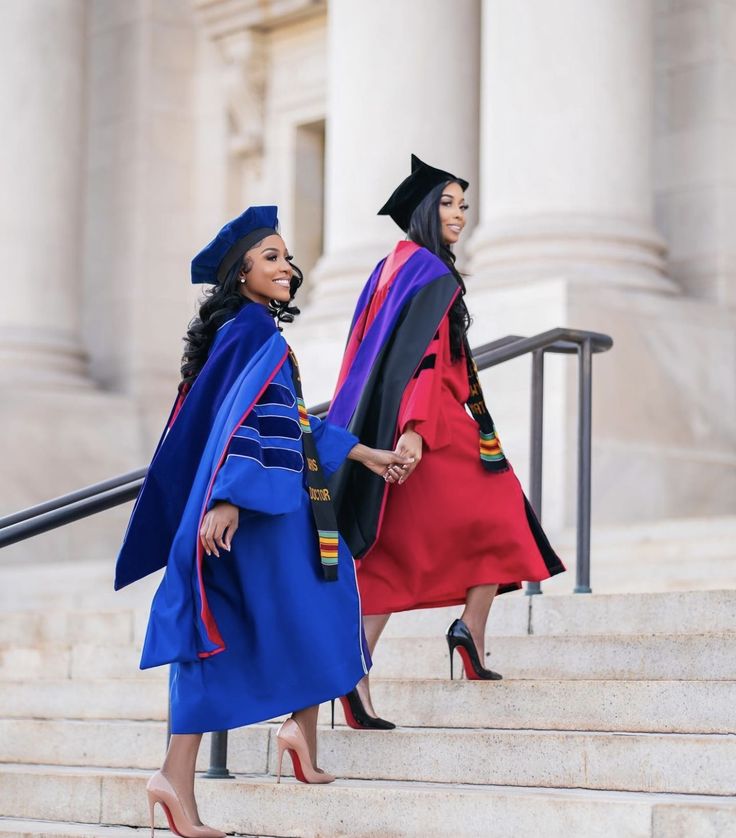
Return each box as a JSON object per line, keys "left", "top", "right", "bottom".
{"left": 191, "top": 205, "right": 279, "bottom": 284}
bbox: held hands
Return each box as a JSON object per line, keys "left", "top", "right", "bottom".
{"left": 199, "top": 439, "right": 419, "bottom": 558}
{"left": 394, "top": 428, "right": 423, "bottom": 484}
{"left": 348, "top": 444, "right": 414, "bottom": 484}
{"left": 199, "top": 501, "right": 239, "bottom": 557}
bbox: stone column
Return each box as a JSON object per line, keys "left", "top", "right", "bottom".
{"left": 0, "top": 1, "right": 142, "bottom": 564}
{"left": 310, "top": 0, "right": 481, "bottom": 317}
{"left": 83, "top": 2, "right": 198, "bottom": 445}
{"left": 460, "top": 0, "right": 736, "bottom": 541}
{"left": 469, "top": 0, "right": 675, "bottom": 294}
{"left": 0, "top": 0, "right": 89, "bottom": 386}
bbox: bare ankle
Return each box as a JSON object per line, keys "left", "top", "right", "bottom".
{"left": 355, "top": 675, "right": 371, "bottom": 700}
{"left": 458, "top": 617, "right": 485, "bottom": 652}
{"left": 355, "top": 677, "right": 378, "bottom": 714}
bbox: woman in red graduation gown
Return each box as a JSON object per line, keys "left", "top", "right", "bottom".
{"left": 328, "top": 155, "right": 565, "bottom": 728}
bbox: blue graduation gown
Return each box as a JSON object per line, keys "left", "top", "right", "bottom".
{"left": 114, "top": 302, "right": 369, "bottom": 734}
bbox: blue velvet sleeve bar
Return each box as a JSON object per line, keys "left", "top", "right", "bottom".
{"left": 209, "top": 447, "right": 304, "bottom": 516}
{"left": 208, "top": 367, "right": 357, "bottom": 514}
{"left": 209, "top": 370, "right": 306, "bottom": 516}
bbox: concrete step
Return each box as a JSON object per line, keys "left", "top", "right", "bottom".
{"left": 5, "top": 631, "right": 734, "bottom": 683}
{"left": 0, "top": 644, "right": 162, "bottom": 681}
{"left": 2, "top": 719, "right": 734, "bottom": 795}
{"left": 557, "top": 515, "right": 736, "bottom": 562}
{"left": 542, "top": 559, "right": 736, "bottom": 596}
{"left": 0, "top": 820, "right": 188, "bottom": 837}
{"left": 4, "top": 589, "right": 736, "bottom": 653}
{"left": 1, "top": 516, "right": 733, "bottom": 610}
{"left": 302, "top": 727, "right": 736, "bottom": 796}
{"left": 549, "top": 516, "right": 736, "bottom": 594}
{"left": 383, "top": 589, "right": 736, "bottom": 638}
{"left": 4, "top": 677, "right": 735, "bottom": 735}
{"left": 0, "top": 679, "right": 167, "bottom": 721}
{"left": 323, "top": 678, "right": 736, "bottom": 734}
{"left": 0, "top": 609, "right": 146, "bottom": 649}
{"left": 0, "top": 560, "right": 159, "bottom": 613}
{"left": 0, "top": 719, "right": 264, "bottom": 774}
{"left": 372, "top": 633, "right": 736, "bottom": 681}
{"left": 2, "top": 765, "right": 736, "bottom": 838}
{"left": 0, "top": 824, "right": 274, "bottom": 838}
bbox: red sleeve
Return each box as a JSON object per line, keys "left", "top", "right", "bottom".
{"left": 397, "top": 315, "right": 451, "bottom": 450}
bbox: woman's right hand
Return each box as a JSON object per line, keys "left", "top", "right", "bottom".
{"left": 199, "top": 501, "right": 239, "bottom": 557}
{"left": 394, "top": 428, "right": 423, "bottom": 484}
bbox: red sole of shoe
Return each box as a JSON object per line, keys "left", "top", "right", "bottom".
{"left": 158, "top": 800, "right": 186, "bottom": 837}
{"left": 339, "top": 695, "right": 368, "bottom": 730}
{"left": 456, "top": 645, "right": 483, "bottom": 680}
{"left": 288, "top": 748, "right": 308, "bottom": 783}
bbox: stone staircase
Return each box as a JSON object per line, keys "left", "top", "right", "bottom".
{"left": 0, "top": 560, "right": 735, "bottom": 837}
{"left": 547, "top": 516, "right": 736, "bottom": 594}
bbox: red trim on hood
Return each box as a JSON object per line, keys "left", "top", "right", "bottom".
{"left": 333, "top": 241, "right": 420, "bottom": 398}
{"left": 195, "top": 346, "right": 290, "bottom": 658}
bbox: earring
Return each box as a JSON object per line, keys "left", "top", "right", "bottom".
{"left": 239, "top": 277, "right": 246, "bottom": 284}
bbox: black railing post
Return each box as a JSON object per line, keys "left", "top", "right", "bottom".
{"left": 526, "top": 349, "right": 545, "bottom": 596}
{"left": 204, "top": 731, "right": 233, "bottom": 779}
{"left": 575, "top": 338, "right": 593, "bottom": 593}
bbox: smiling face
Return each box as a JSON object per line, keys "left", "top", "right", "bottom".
{"left": 238, "top": 234, "right": 294, "bottom": 306}
{"left": 438, "top": 181, "right": 468, "bottom": 246}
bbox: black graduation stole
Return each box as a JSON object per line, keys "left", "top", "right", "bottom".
{"left": 463, "top": 338, "right": 509, "bottom": 473}
{"left": 288, "top": 348, "right": 340, "bottom": 581}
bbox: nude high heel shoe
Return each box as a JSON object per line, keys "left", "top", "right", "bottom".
{"left": 276, "top": 717, "right": 335, "bottom": 785}
{"left": 146, "top": 770, "right": 226, "bottom": 838}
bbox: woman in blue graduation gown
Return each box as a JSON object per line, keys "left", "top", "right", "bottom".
{"left": 115, "top": 206, "right": 409, "bottom": 837}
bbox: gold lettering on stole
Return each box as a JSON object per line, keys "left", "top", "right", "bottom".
{"left": 309, "top": 487, "right": 331, "bottom": 502}
{"left": 307, "top": 457, "right": 319, "bottom": 472}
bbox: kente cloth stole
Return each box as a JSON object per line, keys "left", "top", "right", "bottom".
{"left": 288, "top": 348, "right": 340, "bottom": 581}
{"left": 463, "top": 338, "right": 509, "bottom": 473}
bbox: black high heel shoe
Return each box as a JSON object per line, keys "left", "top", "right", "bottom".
{"left": 446, "top": 618, "right": 503, "bottom": 681}
{"left": 330, "top": 689, "right": 396, "bottom": 730}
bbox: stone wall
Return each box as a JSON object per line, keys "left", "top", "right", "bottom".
{"left": 0, "top": 0, "right": 734, "bottom": 568}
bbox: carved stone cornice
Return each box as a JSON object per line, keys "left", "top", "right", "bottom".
{"left": 194, "top": 0, "right": 326, "bottom": 39}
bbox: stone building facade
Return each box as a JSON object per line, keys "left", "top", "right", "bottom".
{"left": 1, "top": 0, "right": 734, "bottom": 580}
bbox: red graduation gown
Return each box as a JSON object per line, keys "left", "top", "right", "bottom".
{"left": 356, "top": 315, "right": 559, "bottom": 615}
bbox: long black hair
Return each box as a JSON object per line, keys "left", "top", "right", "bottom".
{"left": 180, "top": 242, "right": 303, "bottom": 388}
{"left": 407, "top": 180, "right": 471, "bottom": 361}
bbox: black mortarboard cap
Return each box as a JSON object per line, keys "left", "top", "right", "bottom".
{"left": 377, "top": 154, "right": 469, "bottom": 233}
{"left": 191, "top": 205, "right": 279, "bottom": 284}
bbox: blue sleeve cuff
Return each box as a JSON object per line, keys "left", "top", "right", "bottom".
{"left": 309, "top": 416, "right": 358, "bottom": 479}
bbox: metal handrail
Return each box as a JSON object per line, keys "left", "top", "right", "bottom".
{"left": 0, "top": 328, "right": 612, "bottom": 575}
{"left": 0, "top": 478, "right": 144, "bottom": 549}
{"left": 0, "top": 468, "right": 148, "bottom": 529}
{"left": 0, "top": 327, "right": 612, "bottom": 780}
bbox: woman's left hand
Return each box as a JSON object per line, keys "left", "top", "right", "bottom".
{"left": 199, "top": 501, "right": 239, "bottom": 557}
